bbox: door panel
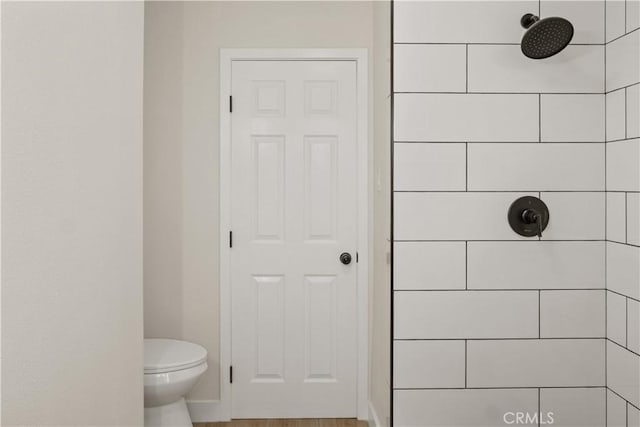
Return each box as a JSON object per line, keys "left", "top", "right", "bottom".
{"left": 230, "top": 60, "right": 358, "bottom": 418}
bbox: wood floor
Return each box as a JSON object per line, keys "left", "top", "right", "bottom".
{"left": 194, "top": 419, "right": 369, "bottom": 427}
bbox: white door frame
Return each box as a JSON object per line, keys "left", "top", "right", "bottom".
{"left": 218, "top": 48, "right": 369, "bottom": 421}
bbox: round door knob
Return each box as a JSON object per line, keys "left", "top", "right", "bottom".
{"left": 339, "top": 252, "right": 352, "bottom": 265}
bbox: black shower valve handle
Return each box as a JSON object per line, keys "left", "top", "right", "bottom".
{"left": 521, "top": 208, "right": 543, "bottom": 238}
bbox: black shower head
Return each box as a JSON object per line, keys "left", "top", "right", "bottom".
{"left": 520, "top": 13, "right": 574, "bottom": 59}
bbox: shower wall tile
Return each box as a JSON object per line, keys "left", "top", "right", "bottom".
{"left": 607, "top": 138, "right": 640, "bottom": 191}
{"left": 607, "top": 242, "right": 640, "bottom": 300}
{"left": 467, "top": 45, "right": 604, "bottom": 93}
{"left": 466, "top": 339, "right": 606, "bottom": 388}
{"left": 629, "top": 0, "right": 640, "bottom": 31}
{"left": 606, "top": 0, "right": 626, "bottom": 42}
{"left": 606, "top": 30, "right": 640, "bottom": 91}
{"left": 393, "top": 2, "right": 612, "bottom": 424}
{"left": 607, "top": 290, "right": 628, "bottom": 346}
{"left": 607, "top": 192, "right": 627, "bottom": 242}
{"left": 393, "top": 341, "right": 465, "bottom": 388}
{"left": 540, "top": 0, "right": 604, "bottom": 44}
{"left": 467, "top": 143, "right": 604, "bottom": 191}
{"left": 467, "top": 241, "right": 605, "bottom": 290}
{"left": 540, "top": 192, "right": 605, "bottom": 240}
{"left": 394, "top": 192, "right": 535, "bottom": 241}
{"left": 393, "top": 1, "right": 537, "bottom": 43}
{"left": 606, "top": 89, "right": 627, "bottom": 142}
{"left": 394, "top": 93, "right": 538, "bottom": 142}
{"left": 628, "top": 299, "right": 640, "bottom": 354}
{"left": 627, "top": 193, "right": 640, "bottom": 245}
{"left": 630, "top": 405, "right": 640, "bottom": 427}
{"left": 607, "top": 340, "right": 640, "bottom": 407}
{"left": 539, "top": 387, "right": 606, "bottom": 427}
{"left": 394, "top": 291, "right": 539, "bottom": 339}
{"left": 393, "top": 45, "right": 467, "bottom": 93}
{"left": 393, "top": 143, "right": 466, "bottom": 191}
{"left": 541, "top": 94, "right": 605, "bottom": 142}
{"left": 393, "top": 242, "right": 466, "bottom": 290}
{"left": 628, "top": 84, "right": 640, "bottom": 139}
{"left": 539, "top": 290, "right": 605, "bottom": 338}
{"left": 607, "top": 389, "right": 627, "bottom": 427}
{"left": 394, "top": 389, "right": 538, "bottom": 427}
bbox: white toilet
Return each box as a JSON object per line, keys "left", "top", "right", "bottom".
{"left": 144, "top": 338, "right": 208, "bottom": 427}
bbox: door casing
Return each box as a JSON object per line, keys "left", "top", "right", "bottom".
{"left": 218, "top": 48, "right": 370, "bottom": 421}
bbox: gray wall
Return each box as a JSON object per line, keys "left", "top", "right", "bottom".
{"left": 144, "top": 1, "right": 381, "bottom": 402}
{"left": 370, "top": 1, "right": 392, "bottom": 426}
{"left": 2, "top": 2, "right": 144, "bottom": 425}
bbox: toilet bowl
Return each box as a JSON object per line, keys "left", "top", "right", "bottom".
{"left": 144, "top": 339, "right": 208, "bottom": 427}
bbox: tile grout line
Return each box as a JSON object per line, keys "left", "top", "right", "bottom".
{"left": 625, "top": 88, "right": 628, "bottom": 140}
{"left": 465, "top": 241, "right": 468, "bottom": 290}
{"left": 626, "top": 297, "right": 629, "bottom": 347}
{"left": 464, "top": 339, "right": 468, "bottom": 388}
{"left": 538, "top": 290, "right": 541, "bottom": 338}
{"left": 604, "top": 1, "right": 609, "bottom": 404}
{"left": 465, "top": 142, "right": 469, "bottom": 191}
{"left": 626, "top": 192, "right": 629, "bottom": 243}
{"left": 538, "top": 94, "right": 542, "bottom": 143}
{"left": 465, "top": 44, "right": 469, "bottom": 94}
{"left": 538, "top": 387, "right": 541, "bottom": 427}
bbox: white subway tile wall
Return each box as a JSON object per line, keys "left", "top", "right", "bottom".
{"left": 394, "top": 291, "right": 539, "bottom": 339}
{"left": 606, "top": 0, "right": 627, "bottom": 42}
{"left": 605, "top": 4, "right": 640, "bottom": 403}
{"left": 539, "top": 388, "right": 606, "bottom": 427}
{"left": 631, "top": 406, "right": 640, "bottom": 427}
{"left": 393, "top": 242, "right": 466, "bottom": 290}
{"left": 394, "top": 192, "right": 537, "bottom": 240}
{"left": 628, "top": 84, "right": 640, "bottom": 138}
{"left": 608, "top": 290, "right": 628, "bottom": 346}
{"left": 466, "top": 339, "right": 605, "bottom": 388}
{"left": 467, "top": 45, "right": 604, "bottom": 94}
{"left": 540, "top": 0, "right": 605, "bottom": 44}
{"left": 393, "top": 143, "right": 466, "bottom": 191}
{"left": 394, "top": 93, "right": 539, "bottom": 142}
{"left": 607, "top": 192, "right": 627, "bottom": 242}
{"left": 393, "top": 341, "right": 466, "bottom": 389}
{"left": 541, "top": 94, "right": 605, "bottom": 142}
{"left": 628, "top": 193, "right": 640, "bottom": 245}
{"left": 393, "top": 0, "right": 637, "bottom": 424}
{"left": 608, "top": 389, "right": 628, "bottom": 427}
{"left": 628, "top": 299, "right": 640, "bottom": 353}
{"left": 467, "top": 144, "right": 604, "bottom": 191}
{"left": 539, "top": 290, "right": 605, "bottom": 338}
{"left": 393, "top": 45, "right": 467, "bottom": 93}
{"left": 607, "top": 242, "right": 640, "bottom": 300}
{"left": 394, "top": 389, "right": 538, "bottom": 427}
{"left": 607, "top": 138, "right": 640, "bottom": 191}
{"left": 606, "top": 30, "right": 640, "bottom": 91}
{"left": 629, "top": 0, "right": 640, "bottom": 31}
{"left": 607, "top": 89, "right": 627, "bottom": 141}
{"left": 539, "top": 192, "right": 605, "bottom": 240}
{"left": 467, "top": 241, "right": 605, "bottom": 290}
{"left": 607, "top": 340, "right": 640, "bottom": 407}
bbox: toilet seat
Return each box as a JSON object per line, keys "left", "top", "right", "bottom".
{"left": 144, "top": 338, "right": 207, "bottom": 375}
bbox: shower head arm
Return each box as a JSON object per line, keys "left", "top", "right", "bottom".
{"left": 521, "top": 13, "right": 540, "bottom": 29}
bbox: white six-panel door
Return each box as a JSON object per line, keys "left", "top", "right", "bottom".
{"left": 230, "top": 60, "right": 358, "bottom": 418}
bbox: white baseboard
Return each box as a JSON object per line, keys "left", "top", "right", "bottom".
{"left": 368, "top": 401, "right": 384, "bottom": 427}
{"left": 187, "top": 400, "right": 230, "bottom": 423}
